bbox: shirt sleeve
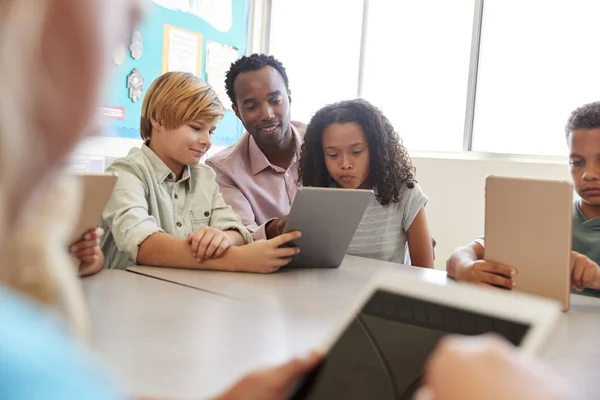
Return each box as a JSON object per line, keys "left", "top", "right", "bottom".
{"left": 208, "top": 175, "right": 253, "bottom": 244}
{"left": 206, "top": 159, "right": 269, "bottom": 240}
{"left": 400, "top": 182, "right": 429, "bottom": 231}
{"left": 102, "top": 160, "right": 163, "bottom": 263}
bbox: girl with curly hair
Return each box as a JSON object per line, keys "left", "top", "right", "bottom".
{"left": 298, "top": 99, "right": 434, "bottom": 268}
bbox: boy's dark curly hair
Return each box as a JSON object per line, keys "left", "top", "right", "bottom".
{"left": 565, "top": 101, "right": 600, "bottom": 139}
{"left": 298, "top": 99, "right": 416, "bottom": 206}
{"left": 225, "top": 53, "right": 290, "bottom": 107}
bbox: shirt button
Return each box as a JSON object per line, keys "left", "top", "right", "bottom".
{"left": 204, "top": 211, "right": 210, "bottom": 217}
{"left": 176, "top": 222, "right": 182, "bottom": 227}
{"left": 174, "top": 194, "right": 178, "bottom": 199}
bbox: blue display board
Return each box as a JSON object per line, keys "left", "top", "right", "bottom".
{"left": 100, "top": 0, "right": 250, "bottom": 147}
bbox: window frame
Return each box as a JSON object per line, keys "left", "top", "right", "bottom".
{"left": 259, "top": 0, "right": 568, "bottom": 161}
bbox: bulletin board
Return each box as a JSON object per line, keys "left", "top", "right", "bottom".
{"left": 99, "top": 0, "right": 250, "bottom": 147}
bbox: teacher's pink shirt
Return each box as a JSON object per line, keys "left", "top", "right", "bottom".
{"left": 206, "top": 125, "right": 301, "bottom": 240}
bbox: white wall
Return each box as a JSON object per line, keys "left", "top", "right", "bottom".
{"left": 412, "top": 153, "right": 571, "bottom": 269}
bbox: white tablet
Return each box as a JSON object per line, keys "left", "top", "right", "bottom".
{"left": 290, "top": 270, "right": 561, "bottom": 399}
{"left": 70, "top": 172, "right": 118, "bottom": 244}
{"left": 282, "top": 187, "right": 373, "bottom": 268}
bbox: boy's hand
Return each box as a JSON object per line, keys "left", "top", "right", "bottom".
{"left": 70, "top": 227, "right": 104, "bottom": 276}
{"left": 570, "top": 251, "right": 600, "bottom": 291}
{"left": 459, "top": 260, "right": 516, "bottom": 289}
{"left": 188, "top": 227, "right": 230, "bottom": 262}
{"left": 229, "top": 231, "right": 301, "bottom": 273}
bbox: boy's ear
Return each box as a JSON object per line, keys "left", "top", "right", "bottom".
{"left": 150, "top": 118, "right": 162, "bottom": 133}
{"left": 232, "top": 104, "right": 241, "bottom": 120}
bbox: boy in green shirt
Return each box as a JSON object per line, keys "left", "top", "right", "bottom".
{"left": 447, "top": 101, "right": 600, "bottom": 295}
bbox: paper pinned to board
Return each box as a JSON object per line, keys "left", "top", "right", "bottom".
{"left": 205, "top": 41, "right": 239, "bottom": 109}
{"left": 152, "top": 0, "right": 232, "bottom": 32}
{"left": 162, "top": 25, "right": 203, "bottom": 76}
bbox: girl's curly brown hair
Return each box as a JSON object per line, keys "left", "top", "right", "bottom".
{"left": 298, "top": 99, "right": 415, "bottom": 206}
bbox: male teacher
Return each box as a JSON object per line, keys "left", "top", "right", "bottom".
{"left": 207, "top": 54, "right": 304, "bottom": 240}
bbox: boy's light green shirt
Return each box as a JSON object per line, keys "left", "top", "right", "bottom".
{"left": 100, "top": 145, "right": 252, "bottom": 269}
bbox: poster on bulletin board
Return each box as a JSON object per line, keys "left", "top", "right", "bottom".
{"left": 162, "top": 25, "right": 203, "bottom": 76}
{"left": 97, "top": 0, "right": 250, "bottom": 147}
{"left": 206, "top": 41, "right": 238, "bottom": 109}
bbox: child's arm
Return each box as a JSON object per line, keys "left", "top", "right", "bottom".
{"left": 185, "top": 172, "right": 253, "bottom": 261}
{"left": 103, "top": 160, "right": 299, "bottom": 272}
{"left": 446, "top": 241, "right": 515, "bottom": 289}
{"left": 69, "top": 227, "right": 105, "bottom": 277}
{"left": 406, "top": 208, "right": 435, "bottom": 268}
{"left": 187, "top": 227, "right": 245, "bottom": 262}
{"left": 446, "top": 241, "right": 485, "bottom": 280}
{"left": 138, "top": 230, "right": 301, "bottom": 273}
{"left": 140, "top": 232, "right": 229, "bottom": 269}
{"left": 225, "top": 230, "right": 245, "bottom": 245}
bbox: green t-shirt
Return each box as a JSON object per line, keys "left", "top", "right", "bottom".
{"left": 572, "top": 200, "right": 600, "bottom": 297}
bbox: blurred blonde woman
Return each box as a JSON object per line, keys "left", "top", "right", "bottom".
{"left": 0, "top": 1, "right": 564, "bottom": 400}
{"left": 0, "top": 0, "right": 140, "bottom": 398}
{"left": 0, "top": 0, "right": 317, "bottom": 399}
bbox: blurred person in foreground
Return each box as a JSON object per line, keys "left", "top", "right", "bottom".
{"left": 0, "top": 0, "right": 568, "bottom": 399}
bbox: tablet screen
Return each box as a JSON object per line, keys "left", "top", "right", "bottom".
{"left": 291, "top": 289, "right": 531, "bottom": 400}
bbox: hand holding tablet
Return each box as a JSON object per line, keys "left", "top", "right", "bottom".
{"left": 290, "top": 270, "right": 561, "bottom": 399}
{"left": 485, "top": 176, "right": 573, "bottom": 310}
{"left": 281, "top": 187, "right": 372, "bottom": 268}
{"left": 70, "top": 172, "right": 118, "bottom": 244}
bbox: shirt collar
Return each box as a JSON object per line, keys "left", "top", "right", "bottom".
{"left": 141, "top": 144, "right": 193, "bottom": 188}
{"left": 248, "top": 124, "right": 302, "bottom": 176}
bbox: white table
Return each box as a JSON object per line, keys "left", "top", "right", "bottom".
{"left": 127, "top": 255, "right": 448, "bottom": 309}
{"left": 541, "top": 294, "right": 600, "bottom": 399}
{"left": 85, "top": 258, "right": 600, "bottom": 399}
{"left": 84, "top": 270, "right": 317, "bottom": 399}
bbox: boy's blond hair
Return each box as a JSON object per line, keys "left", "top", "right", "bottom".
{"left": 140, "top": 72, "right": 226, "bottom": 142}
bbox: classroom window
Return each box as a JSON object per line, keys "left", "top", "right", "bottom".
{"left": 361, "top": 0, "right": 475, "bottom": 152}
{"left": 269, "top": 0, "right": 363, "bottom": 124}
{"left": 471, "top": 0, "right": 600, "bottom": 156}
